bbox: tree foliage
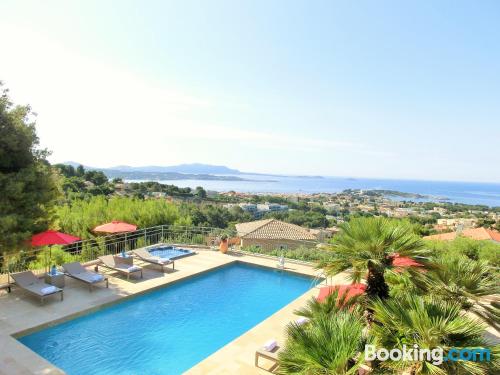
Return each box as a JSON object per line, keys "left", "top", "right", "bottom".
{"left": 180, "top": 203, "right": 252, "bottom": 228}
{"left": 425, "top": 237, "right": 500, "bottom": 267}
{"left": 265, "top": 209, "right": 330, "bottom": 228}
{"left": 321, "top": 217, "right": 428, "bottom": 300}
{"left": 371, "top": 295, "right": 499, "bottom": 374}
{"left": 55, "top": 196, "right": 183, "bottom": 239}
{"left": 54, "top": 163, "right": 114, "bottom": 199}
{"left": 278, "top": 313, "right": 366, "bottom": 375}
{"left": 0, "top": 84, "right": 60, "bottom": 253}
{"left": 419, "top": 255, "right": 500, "bottom": 330}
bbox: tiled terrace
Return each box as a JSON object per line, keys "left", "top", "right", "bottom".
{"left": 0, "top": 248, "right": 338, "bottom": 375}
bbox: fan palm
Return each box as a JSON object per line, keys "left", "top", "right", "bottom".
{"left": 421, "top": 255, "right": 500, "bottom": 330}
{"left": 384, "top": 268, "right": 427, "bottom": 299}
{"left": 320, "top": 217, "right": 428, "bottom": 299}
{"left": 370, "top": 295, "right": 499, "bottom": 374}
{"left": 278, "top": 312, "right": 366, "bottom": 374}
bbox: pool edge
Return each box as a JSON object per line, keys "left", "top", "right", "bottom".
{"left": 12, "top": 258, "right": 319, "bottom": 339}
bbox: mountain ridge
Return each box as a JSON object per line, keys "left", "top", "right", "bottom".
{"left": 62, "top": 162, "right": 242, "bottom": 175}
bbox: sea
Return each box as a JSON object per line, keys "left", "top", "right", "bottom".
{"left": 128, "top": 175, "right": 500, "bottom": 208}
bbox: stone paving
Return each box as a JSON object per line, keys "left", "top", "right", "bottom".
{"left": 0, "top": 249, "right": 333, "bottom": 375}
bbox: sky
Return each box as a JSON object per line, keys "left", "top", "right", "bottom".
{"left": 1, "top": 0, "right": 499, "bottom": 182}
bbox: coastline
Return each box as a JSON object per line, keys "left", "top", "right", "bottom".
{"left": 124, "top": 177, "right": 500, "bottom": 208}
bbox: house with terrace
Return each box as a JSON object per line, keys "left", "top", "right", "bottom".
{"left": 235, "top": 219, "right": 318, "bottom": 250}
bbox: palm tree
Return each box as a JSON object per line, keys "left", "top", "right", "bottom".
{"left": 278, "top": 312, "right": 366, "bottom": 374}
{"left": 370, "top": 294, "right": 499, "bottom": 374}
{"left": 422, "top": 255, "right": 500, "bottom": 330}
{"left": 294, "top": 288, "right": 365, "bottom": 320}
{"left": 320, "top": 217, "right": 428, "bottom": 300}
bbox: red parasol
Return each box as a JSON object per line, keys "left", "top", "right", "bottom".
{"left": 31, "top": 230, "right": 81, "bottom": 247}
{"left": 317, "top": 283, "right": 366, "bottom": 303}
{"left": 392, "top": 253, "right": 425, "bottom": 273}
{"left": 93, "top": 221, "right": 137, "bottom": 233}
{"left": 392, "top": 254, "right": 423, "bottom": 267}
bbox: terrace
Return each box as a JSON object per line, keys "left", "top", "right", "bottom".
{"left": 0, "top": 226, "right": 333, "bottom": 374}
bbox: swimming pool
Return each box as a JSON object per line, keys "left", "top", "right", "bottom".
{"left": 148, "top": 245, "right": 194, "bottom": 260}
{"left": 18, "top": 262, "right": 317, "bottom": 374}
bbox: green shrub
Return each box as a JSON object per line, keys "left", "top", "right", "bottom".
{"left": 55, "top": 196, "right": 181, "bottom": 239}
{"left": 28, "top": 246, "right": 79, "bottom": 270}
{"left": 242, "top": 245, "right": 336, "bottom": 262}
{"left": 426, "top": 237, "right": 500, "bottom": 267}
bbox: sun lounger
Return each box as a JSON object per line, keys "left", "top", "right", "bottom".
{"left": 255, "top": 339, "right": 281, "bottom": 371}
{"left": 98, "top": 255, "right": 143, "bottom": 280}
{"left": 133, "top": 248, "right": 175, "bottom": 272}
{"left": 11, "top": 271, "right": 63, "bottom": 303}
{"left": 62, "top": 262, "right": 109, "bottom": 291}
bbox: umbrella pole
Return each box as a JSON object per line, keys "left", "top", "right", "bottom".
{"left": 47, "top": 245, "right": 52, "bottom": 273}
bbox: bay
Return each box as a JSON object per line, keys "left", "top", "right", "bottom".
{"left": 127, "top": 175, "right": 500, "bottom": 207}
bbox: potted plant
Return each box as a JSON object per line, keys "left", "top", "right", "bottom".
{"left": 219, "top": 234, "right": 229, "bottom": 254}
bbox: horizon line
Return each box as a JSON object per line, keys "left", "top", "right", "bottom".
{"left": 54, "top": 160, "right": 500, "bottom": 185}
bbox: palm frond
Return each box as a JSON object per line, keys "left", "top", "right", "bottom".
{"left": 320, "top": 217, "right": 428, "bottom": 300}
{"left": 422, "top": 255, "right": 500, "bottom": 329}
{"left": 278, "top": 313, "right": 365, "bottom": 374}
{"left": 370, "top": 294, "right": 496, "bottom": 374}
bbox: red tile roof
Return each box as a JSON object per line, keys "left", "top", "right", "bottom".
{"left": 235, "top": 219, "right": 317, "bottom": 240}
{"left": 423, "top": 227, "right": 500, "bottom": 242}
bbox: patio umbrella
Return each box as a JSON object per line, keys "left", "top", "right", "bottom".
{"left": 31, "top": 230, "right": 81, "bottom": 246}
{"left": 392, "top": 254, "right": 423, "bottom": 267}
{"left": 31, "top": 230, "right": 81, "bottom": 273}
{"left": 94, "top": 221, "right": 138, "bottom": 255}
{"left": 392, "top": 253, "right": 425, "bottom": 273}
{"left": 317, "top": 283, "right": 366, "bottom": 303}
{"left": 93, "top": 221, "right": 137, "bottom": 233}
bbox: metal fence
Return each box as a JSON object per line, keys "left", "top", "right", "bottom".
{"left": 0, "top": 224, "right": 329, "bottom": 286}
{"left": 0, "top": 225, "right": 232, "bottom": 284}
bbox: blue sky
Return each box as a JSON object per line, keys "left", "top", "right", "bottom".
{"left": 1, "top": 0, "right": 499, "bottom": 182}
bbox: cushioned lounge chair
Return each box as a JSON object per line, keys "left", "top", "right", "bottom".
{"left": 11, "top": 271, "right": 63, "bottom": 303}
{"left": 62, "top": 262, "right": 109, "bottom": 291}
{"left": 132, "top": 248, "right": 174, "bottom": 272}
{"left": 98, "top": 255, "right": 143, "bottom": 280}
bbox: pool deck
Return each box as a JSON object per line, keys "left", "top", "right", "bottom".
{"left": 0, "top": 248, "right": 336, "bottom": 375}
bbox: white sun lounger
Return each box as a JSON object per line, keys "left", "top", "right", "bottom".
{"left": 98, "top": 255, "right": 143, "bottom": 280}
{"left": 11, "top": 271, "right": 63, "bottom": 303}
{"left": 133, "top": 248, "right": 175, "bottom": 272}
{"left": 62, "top": 262, "right": 109, "bottom": 291}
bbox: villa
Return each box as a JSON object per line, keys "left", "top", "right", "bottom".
{"left": 1, "top": 222, "right": 499, "bottom": 375}
{"left": 236, "top": 219, "right": 318, "bottom": 250}
{"left": 0, "top": 227, "right": 330, "bottom": 374}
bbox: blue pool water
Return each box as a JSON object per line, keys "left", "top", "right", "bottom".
{"left": 18, "top": 262, "right": 316, "bottom": 374}
{"left": 148, "top": 246, "right": 194, "bottom": 260}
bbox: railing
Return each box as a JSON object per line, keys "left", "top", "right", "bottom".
{"left": 0, "top": 224, "right": 327, "bottom": 286}
{"left": 0, "top": 225, "right": 233, "bottom": 285}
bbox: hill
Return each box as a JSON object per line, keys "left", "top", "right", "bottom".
{"left": 63, "top": 162, "right": 241, "bottom": 175}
